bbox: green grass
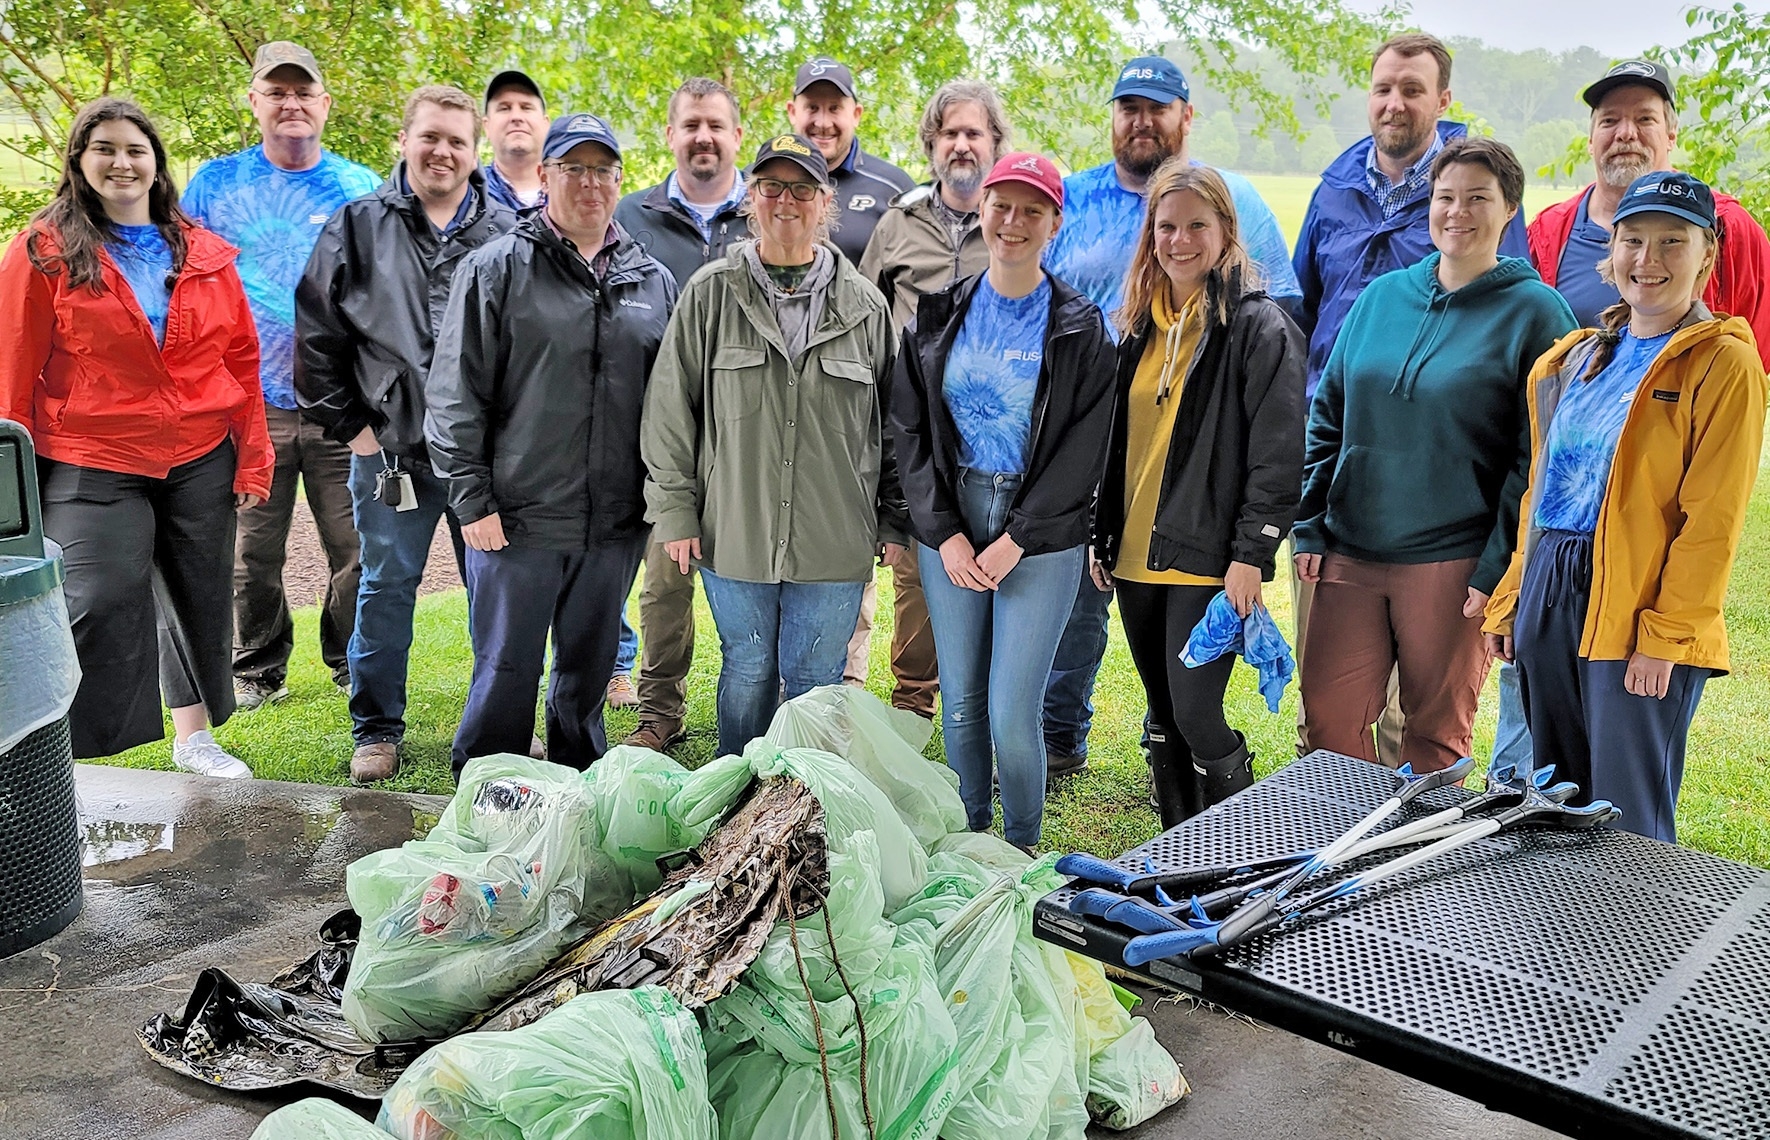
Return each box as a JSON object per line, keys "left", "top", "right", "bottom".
{"left": 99, "top": 449, "right": 1770, "bottom": 867}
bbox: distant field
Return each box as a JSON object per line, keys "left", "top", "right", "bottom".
{"left": 1245, "top": 172, "right": 1576, "bottom": 246}
{"left": 0, "top": 119, "right": 52, "bottom": 190}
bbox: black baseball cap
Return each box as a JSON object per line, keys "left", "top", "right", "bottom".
{"left": 749, "top": 133, "right": 830, "bottom": 183}
{"left": 1614, "top": 171, "right": 1716, "bottom": 230}
{"left": 485, "top": 69, "right": 545, "bottom": 110}
{"left": 1583, "top": 59, "right": 1675, "bottom": 110}
{"left": 793, "top": 57, "right": 857, "bottom": 99}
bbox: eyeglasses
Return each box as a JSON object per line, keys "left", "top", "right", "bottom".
{"left": 546, "top": 160, "right": 623, "bottom": 186}
{"left": 753, "top": 178, "right": 824, "bottom": 202}
{"left": 252, "top": 87, "right": 326, "bottom": 106}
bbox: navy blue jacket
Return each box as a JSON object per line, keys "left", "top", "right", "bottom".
{"left": 1292, "top": 121, "right": 1529, "bottom": 397}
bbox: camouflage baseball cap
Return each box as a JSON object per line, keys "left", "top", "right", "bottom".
{"left": 251, "top": 41, "right": 323, "bottom": 87}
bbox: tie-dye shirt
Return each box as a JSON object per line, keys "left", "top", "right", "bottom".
{"left": 943, "top": 275, "right": 1052, "bottom": 474}
{"left": 1534, "top": 329, "right": 1676, "bottom": 533}
{"left": 182, "top": 145, "right": 380, "bottom": 408}
{"left": 1042, "top": 159, "right": 1300, "bottom": 341}
{"left": 106, "top": 224, "right": 174, "bottom": 346}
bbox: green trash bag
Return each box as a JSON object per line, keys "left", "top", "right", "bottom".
{"left": 342, "top": 757, "right": 625, "bottom": 1042}
{"left": 377, "top": 987, "right": 717, "bottom": 1140}
{"left": 764, "top": 686, "right": 966, "bottom": 849}
{"left": 586, "top": 747, "right": 756, "bottom": 897}
{"left": 250, "top": 1098, "right": 388, "bottom": 1139}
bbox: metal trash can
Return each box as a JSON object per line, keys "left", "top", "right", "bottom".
{"left": 0, "top": 418, "right": 84, "bottom": 958}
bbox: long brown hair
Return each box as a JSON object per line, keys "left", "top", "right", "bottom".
{"left": 1116, "top": 159, "right": 1259, "bottom": 339}
{"left": 26, "top": 97, "right": 191, "bottom": 292}
{"left": 1582, "top": 218, "right": 1721, "bottom": 380}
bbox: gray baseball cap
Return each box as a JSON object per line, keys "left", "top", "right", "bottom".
{"left": 251, "top": 41, "right": 322, "bottom": 87}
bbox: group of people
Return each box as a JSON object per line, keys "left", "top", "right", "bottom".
{"left": 2, "top": 32, "right": 1764, "bottom": 853}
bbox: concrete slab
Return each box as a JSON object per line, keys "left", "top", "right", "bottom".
{"left": 0, "top": 766, "right": 1562, "bottom": 1140}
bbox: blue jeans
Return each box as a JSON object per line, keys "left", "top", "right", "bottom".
{"left": 615, "top": 611, "right": 638, "bottom": 676}
{"left": 1492, "top": 662, "right": 1533, "bottom": 774}
{"left": 346, "top": 452, "right": 458, "bottom": 745}
{"left": 1043, "top": 567, "right": 1113, "bottom": 759}
{"left": 921, "top": 469, "right": 1084, "bottom": 847}
{"left": 699, "top": 570, "right": 865, "bottom": 758}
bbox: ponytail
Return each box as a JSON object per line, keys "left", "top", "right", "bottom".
{"left": 1582, "top": 300, "right": 1630, "bottom": 381}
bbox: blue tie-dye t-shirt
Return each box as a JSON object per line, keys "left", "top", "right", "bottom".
{"left": 1534, "top": 329, "right": 1675, "bottom": 533}
{"left": 106, "top": 224, "right": 174, "bottom": 347}
{"left": 943, "top": 275, "right": 1052, "bottom": 474}
{"left": 181, "top": 146, "right": 380, "bottom": 409}
{"left": 1042, "top": 160, "right": 1300, "bottom": 341}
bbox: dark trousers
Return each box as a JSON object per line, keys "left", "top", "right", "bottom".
{"left": 38, "top": 442, "right": 238, "bottom": 758}
{"left": 453, "top": 535, "right": 647, "bottom": 776}
{"left": 1514, "top": 530, "right": 1709, "bottom": 843}
{"left": 233, "top": 405, "right": 360, "bottom": 687}
{"left": 1043, "top": 568, "right": 1113, "bottom": 759}
{"left": 1116, "top": 580, "right": 1241, "bottom": 763}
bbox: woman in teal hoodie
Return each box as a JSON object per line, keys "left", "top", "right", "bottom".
{"left": 1292, "top": 137, "right": 1576, "bottom": 773}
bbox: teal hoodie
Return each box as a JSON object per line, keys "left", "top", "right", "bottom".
{"left": 1292, "top": 253, "right": 1577, "bottom": 593}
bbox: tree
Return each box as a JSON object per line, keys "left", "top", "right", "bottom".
{"left": 1299, "top": 123, "right": 1340, "bottom": 172}
{"left": 1521, "top": 119, "right": 1586, "bottom": 187}
{"left": 1188, "top": 109, "right": 1240, "bottom": 165}
{"left": 1670, "top": 3, "right": 1770, "bottom": 215}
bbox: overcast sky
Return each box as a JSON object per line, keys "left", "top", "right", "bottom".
{"left": 1347, "top": 0, "right": 1742, "bottom": 57}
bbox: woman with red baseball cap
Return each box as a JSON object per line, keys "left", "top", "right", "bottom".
{"left": 889, "top": 152, "right": 1115, "bottom": 852}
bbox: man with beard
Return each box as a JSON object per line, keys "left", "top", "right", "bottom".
{"left": 614, "top": 77, "right": 748, "bottom": 753}
{"left": 1288, "top": 34, "right": 1527, "bottom": 768}
{"left": 1527, "top": 60, "right": 1770, "bottom": 362}
{"left": 856, "top": 80, "right": 1009, "bottom": 719}
{"left": 785, "top": 57, "right": 915, "bottom": 263}
{"left": 297, "top": 85, "right": 515, "bottom": 783}
{"left": 481, "top": 70, "right": 548, "bottom": 210}
{"left": 181, "top": 42, "right": 379, "bottom": 709}
{"left": 1037, "top": 54, "right": 1300, "bottom": 778}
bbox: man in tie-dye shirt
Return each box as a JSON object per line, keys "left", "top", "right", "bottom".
{"left": 181, "top": 41, "right": 379, "bottom": 708}
{"left": 1038, "top": 54, "right": 1301, "bottom": 776}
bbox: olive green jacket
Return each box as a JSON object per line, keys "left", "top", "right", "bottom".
{"left": 641, "top": 241, "right": 907, "bottom": 583}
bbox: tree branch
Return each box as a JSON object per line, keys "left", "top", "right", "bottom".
{"left": 0, "top": 27, "right": 80, "bottom": 110}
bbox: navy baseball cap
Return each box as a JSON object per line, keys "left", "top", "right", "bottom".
{"left": 1111, "top": 56, "right": 1190, "bottom": 105}
{"left": 1614, "top": 171, "right": 1716, "bottom": 230}
{"left": 793, "top": 57, "right": 857, "bottom": 99}
{"left": 484, "top": 69, "right": 544, "bottom": 109}
{"left": 750, "top": 133, "right": 830, "bottom": 183}
{"left": 542, "top": 112, "right": 620, "bottom": 161}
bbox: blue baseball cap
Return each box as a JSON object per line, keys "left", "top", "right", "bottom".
{"left": 1111, "top": 56, "right": 1190, "bottom": 105}
{"left": 1614, "top": 171, "right": 1716, "bottom": 230}
{"left": 542, "top": 112, "right": 620, "bottom": 161}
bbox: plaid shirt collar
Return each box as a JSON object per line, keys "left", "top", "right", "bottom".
{"left": 1365, "top": 130, "right": 1444, "bottom": 219}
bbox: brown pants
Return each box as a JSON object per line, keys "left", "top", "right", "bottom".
{"left": 1291, "top": 555, "right": 1403, "bottom": 764}
{"left": 887, "top": 545, "right": 938, "bottom": 718}
{"left": 845, "top": 577, "right": 878, "bottom": 684}
{"left": 1299, "top": 554, "right": 1488, "bottom": 774}
{"left": 635, "top": 536, "right": 696, "bottom": 724}
{"left": 234, "top": 404, "right": 360, "bottom": 687}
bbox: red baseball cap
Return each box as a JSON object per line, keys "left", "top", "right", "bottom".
{"left": 982, "top": 152, "right": 1064, "bottom": 209}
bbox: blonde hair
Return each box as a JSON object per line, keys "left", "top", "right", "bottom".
{"left": 737, "top": 179, "right": 843, "bottom": 246}
{"left": 1115, "top": 159, "right": 1259, "bottom": 339}
{"left": 1584, "top": 220, "right": 1720, "bottom": 379}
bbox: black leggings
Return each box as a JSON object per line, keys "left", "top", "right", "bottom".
{"left": 1116, "top": 580, "right": 1240, "bottom": 762}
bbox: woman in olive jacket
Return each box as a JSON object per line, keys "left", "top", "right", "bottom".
{"left": 1093, "top": 160, "right": 1306, "bottom": 827}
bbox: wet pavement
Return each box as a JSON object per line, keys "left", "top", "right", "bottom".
{"left": 0, "top": 766, "right": 1558, "bottom": 1140}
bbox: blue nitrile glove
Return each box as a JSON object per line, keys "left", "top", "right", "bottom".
{"left": 1181, "top": 592, "right": 1295, "bottom": 713}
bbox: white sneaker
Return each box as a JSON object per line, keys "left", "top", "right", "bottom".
{"left": 172, "top": 730, "right": 253, "bottom": 779}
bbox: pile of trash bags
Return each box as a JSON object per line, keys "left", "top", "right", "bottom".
{"left": 229, "top": 687, "right": 1186, "bottom": 1139}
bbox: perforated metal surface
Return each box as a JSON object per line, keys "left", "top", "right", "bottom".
{"left": 1034, "top": 750, "right": 1770, "bottom": 1140}
{"left": 0, "top": 716, "right": 83, "bottom": 957}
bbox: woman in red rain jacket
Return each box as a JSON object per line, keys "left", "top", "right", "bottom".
{"left": 0, "top": 97, "right": 272, "bottom": 772}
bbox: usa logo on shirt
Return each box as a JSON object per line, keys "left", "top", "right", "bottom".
{"left": 1002, "top": 349, "right": 1042, "bottom": 363}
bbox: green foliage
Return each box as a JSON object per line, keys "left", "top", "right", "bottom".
{"left": 1673, "top": 3, "right": 1770, "bottom": 216}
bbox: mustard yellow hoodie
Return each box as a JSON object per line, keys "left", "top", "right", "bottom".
{"left": 1485, "top": 305, "right": 1766, "bottom": 671}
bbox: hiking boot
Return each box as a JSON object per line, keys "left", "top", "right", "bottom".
{"left": 605, "top": 673, "right": 638, "bottom": 709}
{"left": 1046, "top": 751, "right": 1088, "bottom": 778}
{"left": 172, "top": 731, "right": 253, "bottom": 779}
{"left": 350, "top": 741, "right": 400, "bottom": 785}
{"left": 233, "top": 678, "right": 289, "bottom": 711}
{"left": 624, "top": 718, "right": 684, "bottom": 753}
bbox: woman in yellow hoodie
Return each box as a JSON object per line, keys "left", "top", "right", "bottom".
{"left": 1484, "top": 172, "right": 1767, "bottom": 842}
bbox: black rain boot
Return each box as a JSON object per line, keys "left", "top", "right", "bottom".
{"left": 1146, "top": 724, "right": 1204, "bottom": 829}
{"left": 1194, "top": 732, "right": 1255, "bottom": 807}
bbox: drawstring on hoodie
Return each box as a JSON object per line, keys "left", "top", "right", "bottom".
{"left": 1390, "top": 288, "right": 1453, "bottom": 399}
{"left": 1155, "top": 315, "right": 1187, "bottom": 405}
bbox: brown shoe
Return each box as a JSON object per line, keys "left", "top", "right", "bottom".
{"left": 350, "top": 741, "right": 400, "bottom": 785}
{"left": 623, "top": 718, "right": 685, "bottom": 753}
{"left": 605, "top": 673, "right": 639, "bottom": 708}
{"left": 528, "top": 734, "right": 547, "bottom": 760}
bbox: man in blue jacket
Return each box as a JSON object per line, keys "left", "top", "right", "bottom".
{"left": 1289, "top": 32, "right": 1528, "bottom": 764}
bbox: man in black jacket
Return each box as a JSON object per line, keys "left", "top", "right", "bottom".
{"left": 295, "top": 84, "right": 516, "bottom": 784}
{"left": 428, "top": 113, "right": 675, "bottom": 776}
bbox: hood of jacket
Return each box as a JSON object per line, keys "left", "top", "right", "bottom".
{"left": 1319, "top": 120, "right": 1470, "bottom": 193}
{"left": 1384, "top": 253, "right": 1545, "bottom": 399}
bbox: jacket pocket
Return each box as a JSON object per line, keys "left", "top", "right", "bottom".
{"left": 710, "top": 345, "right": 768, "bottom": 422}
{"left": 819, "top": 354, "right": 878, "bottom": 442}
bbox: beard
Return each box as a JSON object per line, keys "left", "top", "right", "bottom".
{"left": 1113, "top": 130, "right": 1178, "bottom": 180}
{"left": 684, "top": 146, "right": 724, "bottom": 183}
{"left": 936, "top": 154, "right": 984, "bottom": 197}
{"left": 1598, "top": 148, "right": 1654, "bottom": 189}
{"left": 1373, "top": 117, "right": 1433, "bottom": 164}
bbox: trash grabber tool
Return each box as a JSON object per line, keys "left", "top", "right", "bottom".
{"left": 1053, "top": 851, "right": 1300, "bottom": 897}
{"left": 1122, "top": 792, "right": 1619, "bottom": 966}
